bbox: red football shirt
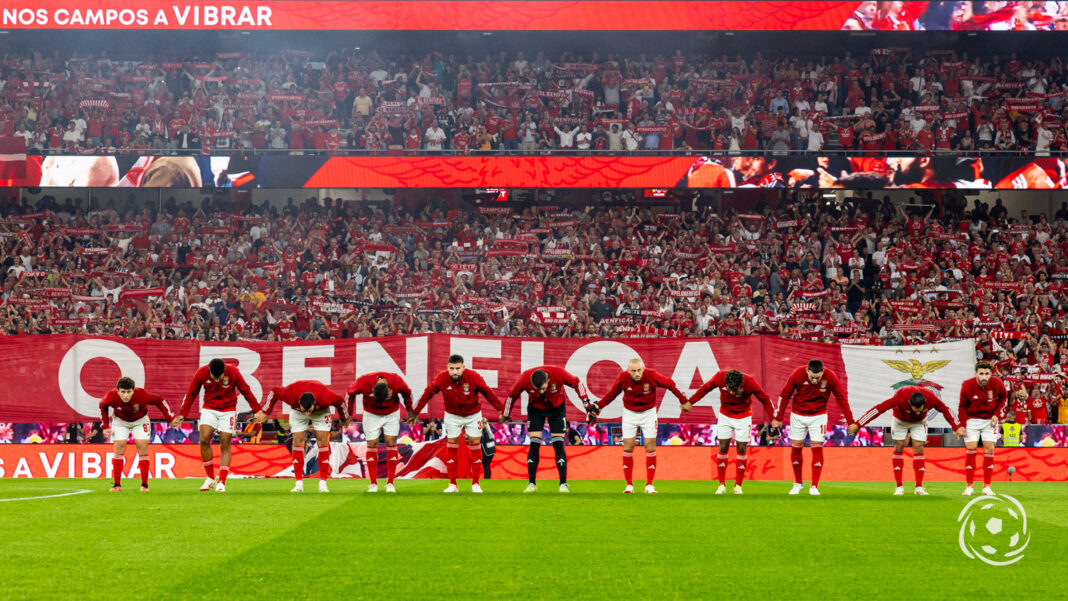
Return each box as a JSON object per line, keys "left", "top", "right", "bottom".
{"left": 99, "top": 388, "right": 174, "bottom": 429}
{"left": 689, "top": 370, "right": 773, "bottom": 419}
{"left": 856, "top": 385, "right": 960, "bottom": 429}
{"left": 596, "top": 368, "right": 685, "bottom": 413}
{"left": 505, "top": 365, "right": 587, "bottom": 414}
{"left": 180, "top": 363, "right": 261, "bottom": 416}
{"left": 346, "top": 371, "right": 414, "bottom": 416}
{"left": 958, "top": 376, "right": 1008, "bottom": 422}
{"left": 1028, "top": 397, "right": 1048, "bottom": 423}
{"left": 262, "top": 380, "right": 347, "bottom": 420}
{"left": 775, "top": 366, "right": 854, "bottom": 423}
{"left": 413, "top": 369, "right": 504, "bottom": 417}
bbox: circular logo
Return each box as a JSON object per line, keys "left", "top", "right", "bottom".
{"left": 957, "top": 494, "right": 1030, "bottom": 566}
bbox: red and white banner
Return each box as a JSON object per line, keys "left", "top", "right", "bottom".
{"left": 0, "top": 335, "right": 974, "bottom": 427}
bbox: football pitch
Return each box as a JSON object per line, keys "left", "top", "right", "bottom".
{"left": 0, "top": 479, "right": 1063, "bottom": 600}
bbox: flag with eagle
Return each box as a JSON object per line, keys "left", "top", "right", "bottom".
{"left": 840, "top": 340, "right": 976, "bottom": 427}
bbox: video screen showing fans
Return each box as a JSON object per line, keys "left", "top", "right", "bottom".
{"left": 3, "top": 155, "right": 214, "bottom": 188}
{"left": 844, "top": 1, "right": 1068, "bottom": 31}
{"left": 686, "top": 155, "right": 1068, "bottom": 189}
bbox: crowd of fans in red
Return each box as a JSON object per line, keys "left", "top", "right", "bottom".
{"left": 6, "top": 42, "right": 1068, "bottom": 154}
{"left": 3, "top": 188, "right": 1068, "bottom": 415}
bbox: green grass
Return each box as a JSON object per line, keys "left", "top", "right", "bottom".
{"left": 0, "top": 478, "right": 1064, "bottom": 600}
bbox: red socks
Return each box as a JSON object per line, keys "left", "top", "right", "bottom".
{"left": 716, "top": 453, "right": 729, "bottom": 485}
{"left": 983, "top": 452, "right": 994, "bottom": 486}
{"left": 622, "top": 451, "right": 634, "bottom": 485}
{"left": 913, "top": 454, "right": 925, "bottom": 487}
{"left": 892, "top": 453, "right": 904, "bottom": 487}
{"left": 811, "top": 447, "right": 824, "bottom": 487}
{"left": 366, "top": 448, "right": 378, "bottom": 485}
{"left": 791, "top": 447, "right": 803, "bottom": 483}
{"left": 292, "top": 449, "right": 304, "bottom": 482}
{"left": 386, "top": 445, "right": 399, "bottom": 484}
{"left": 218, "top": 466, "right": 229, "bottom": 484}
{"left": 112, "top": 455, "right": 124, "bottom": 486}
{"left": 318, "top": 446, "right": 331, "bottom": 480}
{"left": 446, "top": 442, "right": 459, "bottom": 484}
{"left": 735, "top": 454, "right": 748, "bottom": 485}
{"left": 645, "top": 451, "right": 656, "bottom": 485}
{"left": 469, "top": 443, "right": 482, "bottom": 484}
{"left": 138, "top": 455, "right": 150, "bottom": 487}
{"left": 203, "top": 460, "right": 215, "bottom": 480}
{"left": 965, "top": 449, "right": 977, "bottom": 485}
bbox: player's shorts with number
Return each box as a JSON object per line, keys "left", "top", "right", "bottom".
{"left": 788, "top": 412, "right": 828, "bottom": 443}
{"left": 291, "top": 409, "right": 332, "bottom": 433}
{"left": 965, "top": 417, "right": 997, "bottom": 443}
{"left": 112, "top": 416, "right": 151, "bottom": 442}
{"left": 200, "top": 409, "right": 237, "bottom": 434}
{"left": 890, "top": 417, "right": 928, "bottom": 443}
{"left": 717, "top": 415, "right": 751, "bottom": 443}
{"left": 444, "top": 411, "right": 483, "bottom": 438}
{"left": 363, "top": 410, "right": 400, "bottom": 439}
{"left": 622, "top": 407, "right": 658, "bottom": 439}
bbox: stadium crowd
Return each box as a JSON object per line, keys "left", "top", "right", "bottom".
{"left": 8, "top": 40, "right": 1068, "bottom": 154}
{"left": 2, "top": 187, "right": 1068, "bottom": 420}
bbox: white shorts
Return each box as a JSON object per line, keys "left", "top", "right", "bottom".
{"left": 112, "top": 416, "right": 151, "bottom": 442}
{"left": 291, "top": 409, "right": 332, "bottom": 433}
{"left": 890, "top": 417, "right": 928, "bottom": 443}
{"left": 444, "top": 411, "right": 483, "bottom": 439}
{"left": 788, "top": 412, "right": 828, "bottom": 443}
{"left": 622, "top": 407, "right": 658, "bottom": 439}
{"left": 965, "top": 417, "right": 997, "bottom": 443}
{"left": 200, "top": 409, "right": 237, "bottom": 434}
{"left": 363, "top": 410, "right": 400, "bottom": 440}
{"left": 717, "top": 415, "right": 752, "bottom": 443}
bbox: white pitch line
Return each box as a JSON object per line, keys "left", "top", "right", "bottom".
{"left": 0, "top": 489, "right": 92, "bottom": 502}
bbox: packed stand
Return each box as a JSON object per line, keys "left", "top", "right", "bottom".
{"left": 7, "top": 43, "right": 1068, "bottom": 154}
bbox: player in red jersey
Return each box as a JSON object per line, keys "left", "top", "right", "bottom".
{"left": 502, "top": 365, "right": 591, "bottom": 493}
{"left": 772, "top": 359, "right": 857, "bottom": 495}
{"left": 589, "top": 358, "right": 686, "bottom": 494}
{"left": 409, "top": 354, "right": 504, "bottom": 493}
{"left": 684, "top": 369, "right": 773, "bottom": 495}
{"left": 99, "top": 377, "right": 174, "bottom": 492}
{"left": 171, "top": 358, "right": 265, "bottom": 492}
{"left": 262, "top": 380, "right": 348, "bottom": 493}
{"left": 958, "top": 361, "right": 1008, "bottom": 496}
{"left": 852, "top": 386, "right": 963, "bottom": 496}
{"left": 347, "top": 372, "right": 413, "bottom": 493}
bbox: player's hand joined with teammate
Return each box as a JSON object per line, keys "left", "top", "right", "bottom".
{"left": 404, "top": 413, "right": 418, "bottom": 426}
{"left": 254, "top": 411, "right": 268, "bottom": 424}
{"left": 583, "top": 400, "right": 600, "bottom": 425}
{"left": 847, "top": 423, "right": 860, "bottom": 435}
{"left": 680, "top": 401, "right": 693, "bottom": 412}
{"left": 954, "top": 426, "right": 966, "bottom": 438}
{"left": 169, "top": 416, "right": 183, "bottom": 428}
{"left": 771, "top": 419, "right": 782, "bottom": 429}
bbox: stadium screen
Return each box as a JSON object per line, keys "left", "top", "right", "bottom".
{"left": 2, "top": 2, "right": 1067, "bottom": 32}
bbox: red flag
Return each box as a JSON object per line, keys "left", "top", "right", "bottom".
{"left": 0, "top": 136, "right": 26, "bottom": 179}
